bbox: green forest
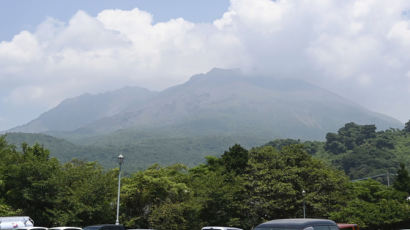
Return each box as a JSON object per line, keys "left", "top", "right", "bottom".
{"left": 2, "top": 121, "right": 410, "bottom": 230}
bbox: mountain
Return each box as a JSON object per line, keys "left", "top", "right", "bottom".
{"left": 4, "top": 132, "right": 95, "bottom": 162}
{"left": 9, "top": 86, "right": 157, "bottom": 133}
{"left": 70, "top": 68, "right": 402, "bottom": 139}
{"left": 4, "top": 131, "right": 265, "bottom": 171}
{"left": 5, "top": 68, "right": 403, "bottom": 170}
{"left": 10, "top": 68, "right": 402, "bottom": 139}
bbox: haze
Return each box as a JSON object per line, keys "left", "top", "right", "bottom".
{"left": 1, "top": 0, "right": 410, "bottom": 131}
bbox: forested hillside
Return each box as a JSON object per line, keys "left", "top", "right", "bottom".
{"left": 2, "top": 136, "right": 410, "bottom": 229}
{"left": 4, "top": 132, "right": 266, "bottom": 171}
{"left": 266, "top": 120, "right": 410, "bottom": 180}
{"left": 5, "top": 120, "right": 410, "bottom": 178}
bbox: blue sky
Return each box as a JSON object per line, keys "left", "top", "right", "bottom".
{"left": 1, "top": 0, "right": 410, "bottom": 131}
{"left": 0, "top": 0, "right": 230, "bottom": 41}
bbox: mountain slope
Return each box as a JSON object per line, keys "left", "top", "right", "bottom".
{"left": 10, "top": 86, "right": 157, "bottom": 133}
{"left": 3, "top": 68, "right": 404, "bottom": 171}
{"left": 76, "top": 68, "right": 402, "bottom": 140}
{"left": 4, "top": 132, "right": 91, "bottom": 162}
{"left": 3, "top": 131, "right": 265, "bottom": 171}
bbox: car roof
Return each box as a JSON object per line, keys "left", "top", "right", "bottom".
{"left": 16, "top": 227, "right": 47, "bottom": 230}
{"left": 0, "top": 217, "right": 32, "bottom": 221}
{"left": 202, "top": 227, "right": 242, "bottom": 230}
{"left": 256, "top": 219, "right": 337, "bottom": 228}
{"left": 49, "top": 227, "right": 82, "bottom": 230}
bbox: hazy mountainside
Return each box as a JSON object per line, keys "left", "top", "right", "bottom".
{"left": 5, "top": 121, "right": 410, "bottom": 179}
{"left": 75, "top": 68, "right": 402, "bottom": 139}
{"left": 10, "top": 86, "right": 157, "bottom": 133}
{"left": 4, "top": 68, "right": 404, "bottom": 171}
{"left": 4, "top": 132, "right": 92, "bottom": 162}
{"left": 9, "top": 68, "right": 402, "bottom": 139}
{"left": 4, "top": 132, "right": 265, "bottom": 171}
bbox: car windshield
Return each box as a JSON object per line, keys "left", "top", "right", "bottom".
{"left": 17, "top": 229, "right": 47, "bottom": 230}
{"left": 254, "top": 228, "right": 300, "bottom": 230}
{"left": 83, "top": 227, "right": 100, "bottom": 230}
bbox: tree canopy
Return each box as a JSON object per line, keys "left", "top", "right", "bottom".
{"left": 2, "top": 119, "right": 410, "bottom": 229}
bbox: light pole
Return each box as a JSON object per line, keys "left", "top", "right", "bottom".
{"left": 302, "top": 190, "right": 306, "bottom": 219}
{"left": 115, "top": 154, "right": 124, "bottom": 225}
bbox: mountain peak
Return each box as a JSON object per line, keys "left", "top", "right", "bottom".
{"left": 8, "top": 69, "right": 402, "bottom": 139}
{"left": 188, "top": 68, "right": 242, "bottom": 82}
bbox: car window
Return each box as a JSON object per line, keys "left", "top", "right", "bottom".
{"left": 254, "top": 228, "right": 300, "bottom": 230}
{"left": 83, "top": 227, "right": 100, "bottom": 230}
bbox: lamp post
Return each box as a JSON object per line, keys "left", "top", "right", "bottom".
{"left": 115, "top": 154, "right": 124, "bottom": 225}
{"left": 302, "top": 190, "right": 306, "bottom": 219}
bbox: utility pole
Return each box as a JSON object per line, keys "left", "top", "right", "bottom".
{"left": 115, "top": 154, "right": 124, "bottom": 225}
{"left": 302, "top": 190, "right": 306, "bottom": 218}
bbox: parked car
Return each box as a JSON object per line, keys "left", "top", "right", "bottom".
{"left": 254, "top": 218, "right": 339, "bottom": 230}
{"left": 337, "top": 223, "right": 359, "bottom": 230}
{"left": 201, "top": 227, "right": 242, "bottom": 230}
{"left": 49, "top": 227, "right": 81, "bottom": 230}
{"left": 82, "top": 225, "right": 125, "bottom": 230}
{"left": 0, "top": 216, "right": 34, "bottom": 229}
{"left": 15, "top": 227, "right": 47, "bottom": 230}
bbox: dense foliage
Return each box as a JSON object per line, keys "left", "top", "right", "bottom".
{"left": 2, "top": 120, "right": 410, "bottom": 229}
{"left": 0, "top": 137, "right": 117, "bottom": 226}
{"left": 278, "top": 122, "right": 410, "bottom": 181}
{"left": 4, "top": 132, "right": 266, "bottom": 171}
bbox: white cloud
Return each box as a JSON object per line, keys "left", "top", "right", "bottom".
{"left": 5, "top": 86, "right": 45, "bottom": 105}
{"left": 1, "top": 0, "right": 410, "bottom": 130}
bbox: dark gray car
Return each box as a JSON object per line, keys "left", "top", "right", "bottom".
{"left": 83, "top": 225, "right": 125, "bottom": 230}
{"left": 254, "top": 219, "right": 339, "bottom": 230}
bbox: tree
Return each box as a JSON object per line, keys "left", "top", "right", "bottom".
{"left": 265, "top": 139, "right": 301, "bottom": 150}
{"left": 325, "top": 123, "right": 377, "bottom": 154}
{"left": 330, "top": 180, "right": 410, "bottom": 229}
{"left": 2, "top": 143, "right": 61, "bottom": 226}
{"left": 120, "top": 164, "right": 193, "bottom": 229}
{"left": 324, "top": 135, "right": 346, "bottom": 154}
{"left": 242, "top": 145, "right": 350, "bottom": 229}
{"left": 221, "top": 144, "right": 248, "bottom": 175}
{"left": 52, "top": 159, "right": 117, "bottom": 226}
{"left": 404, "top": 120, "right": 410, "bottom": 133}
{"left": 337, "top": 143, "right": 395, "bottom": 179}
{"left": 393, "top": 163, "right": 410, "bottom": 194}
{"left": 0, "top": 202, "right": 22, "bottom": 216}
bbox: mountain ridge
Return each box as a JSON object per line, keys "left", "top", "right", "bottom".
{"left": 8, "top": 68, "right": 402, "bottom": 141}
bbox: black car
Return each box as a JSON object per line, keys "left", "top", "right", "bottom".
{"left": 254, "top": 219, "right": 339, "bottom": 230}
{"left": 83, "top": 224, "right": 126, "bottom": 230}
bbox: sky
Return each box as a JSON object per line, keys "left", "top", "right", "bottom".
{"left": 1, "top": 0, "right": 410, "bottom": 131}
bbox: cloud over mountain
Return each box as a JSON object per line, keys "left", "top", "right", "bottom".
{"left": 1, "top": 0, "right": 410, "bottom": 130}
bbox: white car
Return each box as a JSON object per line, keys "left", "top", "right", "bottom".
{"left": 201, "top": 227, "right": 243, "bottom": 230}
{"left": 0, "top": 216, "right": 34, "bottom": 229}
{"left": 15, "top": 227, "right": 48, "bottom": 230}
{"left": 49, "top": 227, "right": 82, "bottom": 230}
